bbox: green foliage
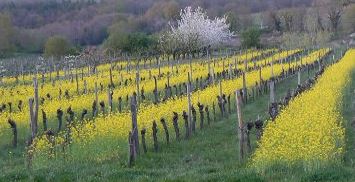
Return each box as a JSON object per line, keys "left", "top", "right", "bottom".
{"left": 44, "top": 36, "right": 72, "bottom": 58}
{"left": 226, "top": 11, "right": 241, "bottom": 33}
{"left": 241, "top": 27, "right": 261, "bottom": 48}
{"left": 343, "top": 4, "right": 355, "bottom": 33}
{"left": 0, "top": 13, "right": 15, "bottom": 58}
{"left": 104, "top": 31, "right": 156, "bottom": 54}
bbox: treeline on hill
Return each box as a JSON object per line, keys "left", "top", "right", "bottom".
{"left": 0, "top": 0, "right": 354, "bottom": 58}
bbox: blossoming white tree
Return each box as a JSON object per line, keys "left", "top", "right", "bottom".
{"left": 163, "top": 6, "right": 234, "bottom": 56}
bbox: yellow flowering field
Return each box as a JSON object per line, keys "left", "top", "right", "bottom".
{"left": 251, "top": 49, "right": 355, "bottom": 170}
{"left": 30, "top": 48, "right": 329, "bottom": 165}
{"left": 0, "top": 49, "right": 287, "bottom": 142}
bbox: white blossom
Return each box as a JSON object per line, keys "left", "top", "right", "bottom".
{"left": 166, "top": 6, "right": 234, "bottom": 53}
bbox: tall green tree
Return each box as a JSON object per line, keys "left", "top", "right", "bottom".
{"left": 226, "top": 11, "right": 241, "bottom": 33}
{"left": 241, "top": 27, "right": 261, "bottom": 48}
{"left": 343, "top": 4, "right": 355, "bottom": 33}
{"left": 44, "top": 36, "right": 72, "bottom": 58}
{"left": 104, "top": 31, "right": 156, "bottom": 55}
{"left": 0, "top": 13, "right": 15, "bottom": 58}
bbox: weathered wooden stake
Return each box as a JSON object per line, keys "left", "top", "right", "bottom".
{"left": 57, "top": 109, "right": 63, "bottom": 132}
{"left": 182, "top": 111, "right": 189, "bottom": 139}
{"left": 235, "top": 90, "right": 245, "bottom": 160}
{"left": 212, "top": 102, "right": 216, "bottom": 121}
{"left": 109, "top": 67, "right": 114, "bottom": 88}
{"left": 187, "top": 76, "right": 192, "bottom": 136}
{"left": 94, "top": 82, "right": 98, "bottom": 116}
{"left": 228, "top": 64, "right": 232, "bottom": 79}
{"left": 205, "top": 106, "right": 211, "bottom": 125}
{"left": 160, "top": 118, "right": 169, "bottom": 144}
{"left": 297, "top": 70, "right": 301, "bottom": 85}
{"left": 136, "top": 71, "right": 140, "bottom": 106}
{"left": 128, "top": 131, "right": 135, "bottom": 167}
{"left": 118, "top": 97, "right": 123, "bottom": 113}
{"left": 152, "top": 121, "right": 159, "bottom": 152}
{"left": 83, "top": 80, "right": 87, "bottom": 94}
{"left": 130, "top": 95, "right": 139, "bottom": 155}
{"left": 108, "top": 89, "right": 113, "bottom": 112}
{"left": 42, "top": 109, "right": 47, "bottom": 131}
{"left": 255, "top": 116, "right": 263, "bottom": 140}
{"left": 141, "top": 128, "right": 147, "bottom": 154}
{"left": 158, "top": 57, "right": 161, "bottom": 76}
{"left": 173, "top": 112, "right": 180, "bottom": 140}
{"left": 29, "top": 77, "right": 39, "bottom": 143}
{"left": 191, "top": 106, "right": 196, "bottom": 132}
{"left": 76, "top": 70, "right": 79, "bottom": 95}
{"left": 244, "top": 58, "right": 247, "bottom": 71}
{"left": 271, "top": 56, "right": 274, "bottom": 77}
{"left": 234, "top": 57, "right": 237, "bottom": 71}
{"left": 242, "top": 72, "right": 247, "bottom": 103}
{"left": 8, "top": 119, "right": 17, "bottom": 148}
{"left": 211, "top": 68, "right": 215, "bottom": 84}
{"left": 246, "top": 122, "right": 253, "bottom": 154}
{"left": 153, "top": 76, "right": 159, "bottom": 104}
{"left": 34, "top": 77, "right": 39, "bottom": 128}
{"left": 198, "top": 103, "right": 204, "bottom": 129}
{"left": 270, "top": 80, "right": 275, "bottom": 104}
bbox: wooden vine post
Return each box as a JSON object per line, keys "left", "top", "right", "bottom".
{"left": 158, "top": 57, "right": 161, "bottom": 76}
{"left": 235, "top": 90, "right": 245, "bottom": 160}
{"left": 208, "top": 50, "right": 212, "bottom": 83}
{"left": 107, "top": 88, "right": 113, "bottom": 112}
{"left": 189, "top": 54, "right": 193, "bottom": 79}
{"left": 83, "top": 80, "right": 87, "bottom": 94}
{"left": 29, "top": 77, "right": 39, "bottom": 143}
{"left": 219, "top": 80, "right": 223, "bottom": 98}
{"left": 173, "top": 112, "right": 180, "bottom": 140}
{"left": 187, "top": 73, "right": 192, "bottom": 136}
{"left": 242, "top": 72, "right": 247, "bottom": 103}
{"left": 211, "top": 68, "right": 215, "bottom": 84}
{"left": 271, "top": 55, "right": 274, "bottom": 77}
{"left": 152, "top": 121, "right": 159, "bottom": 152}
{"left": 42, "top": 109, "right": 47, "bottom": 131}
{"left": 153, "top": 76, "right": 159, "bottom": 104}
{"left": 128, "top": 131, "right": 135, "bottom": 167}
{"left": 219, "top": 80, "right": 224, "bottom": 117}
{"left": 297, "top": 69, "right": 301, "bottom": 86}
{"left": 109, "top": 67, "right": 113, "bottom": 88}
{"left": 94, "top": 82, "right": 98, "bottom": 116}
{"left": 244, "top": 58, "right": 247, "bottom": 71}
{"left": 130, "top": 95, "right": 139, "bottom": 156}
{"left": 141, "top": 128, "right": 147, "bottom": 154}
{"left": 136, "top": 70, "right": 140, "bottom": 106}
{"left": 8, "top": 119, "right": 17, "bottom": 148}
{"left": 118, "top": 97, "right": 122, "bottom": 113}
{"left": 234, "top": 57, "right": 237, "bottom": 71}
{"left": 270, "top": 80, "right": 275, "bottom": 104}
{"left": 76, "top": 69, "right": 79, "bottom": 95}
{"left": 160, "top": 118, "right": 169, "bottom": 145}
{"left": 229, "top": 64, "right": 232, "bottom": 79}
